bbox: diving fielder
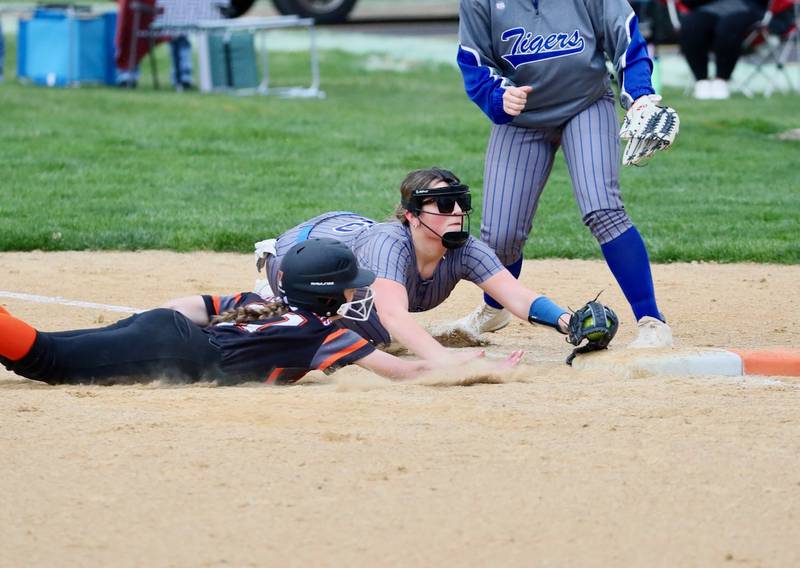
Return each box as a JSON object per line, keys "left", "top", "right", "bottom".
{"left": 456, "top": 0, "right": 679, "bottom": 347}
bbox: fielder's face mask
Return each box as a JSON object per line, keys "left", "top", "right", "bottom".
{"left": 336, "top": 286, "right": 375, "bottom": 322}
{"left": 403, "top": 184, "right": 472, "bottom": 250}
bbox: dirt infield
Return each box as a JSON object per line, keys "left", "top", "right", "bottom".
{"left": 2, "top": 251, "right": 799, "bottom": 567}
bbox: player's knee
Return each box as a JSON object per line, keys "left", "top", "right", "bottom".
{"left": 583, "top": 209, "right": 633, "bottom": 245}
{"left": 490, "top": 242, "right": 524, "bottom": 266}
{"left": 481, "top": 229, "right": 525, "bottom": 265}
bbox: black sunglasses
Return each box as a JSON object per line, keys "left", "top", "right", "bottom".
{"left": 421, "top": 193, "right": 472, "bottom": 214}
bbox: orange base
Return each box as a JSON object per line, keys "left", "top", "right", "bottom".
{"left": 730, "top": 349, "right": 800, "bottom": 377}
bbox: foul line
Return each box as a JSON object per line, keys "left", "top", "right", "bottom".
{"left": 0, "top": 290, "right": 142, "bottom": 314}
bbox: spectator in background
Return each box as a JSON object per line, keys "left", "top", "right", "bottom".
{"left": 116, "top": 36, "right": 193, "bottom": 90}
{"left": 168, "top": 35, "right": 193, "bottom": 91}
{"left": 114, "top": 0, "right": 193, "bottom": 90}
{"left": 678, "top": 0, "right": 768, "bottom": 99}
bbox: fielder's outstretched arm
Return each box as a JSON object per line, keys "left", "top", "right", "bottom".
{"left": 371, "top": 277, "right": 477, "bottom": 363}
{"left": 479, "top": 270, "right": 569, "bottom": 333}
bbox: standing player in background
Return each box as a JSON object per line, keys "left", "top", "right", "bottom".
{"left": 455, "top": 0, "right": 678, "bottom": 347}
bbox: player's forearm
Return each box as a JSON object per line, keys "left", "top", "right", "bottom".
{"left": 508, "top": 294, "right": 569, "bottom": 333}
{"left": 356, "top": 349, "right": 432, "bottom": 381}
{"left": 457, "top": 48, "right": 515, "bottom": 124}
{"left": 481, "top": 272, "right": 567, "bottom": 329}
{"left": 380, "top": 310, "right": 454, "bottom": 361}
{"left": 496, "top": 288, "right": 539, "bottom": 322}
{"left": 160, "top": 296, "right": 210, "bottom": 326}
{"left": 387, "top": 359, "right": 432, "bottom": 381}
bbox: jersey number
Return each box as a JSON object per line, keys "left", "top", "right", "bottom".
{"left": 237, "top": 313, "right": 308, "bottom": 334}
{"left": 333, "top": 217, "right": 374, "bottom": 234}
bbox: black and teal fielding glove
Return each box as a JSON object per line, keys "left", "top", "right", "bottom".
{"left": 565, "top": 301, "right": 619, "bottom": 366}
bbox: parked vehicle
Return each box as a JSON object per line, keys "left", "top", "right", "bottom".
{"left": 271, "top": 0, "right": 359, "bottom": 23}
{"left": 228, "top": 0, "right": 358, "bottom": 25}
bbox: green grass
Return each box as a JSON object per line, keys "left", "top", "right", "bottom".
{"left": 0, "top": 35, "right": 798, "bottom": 262}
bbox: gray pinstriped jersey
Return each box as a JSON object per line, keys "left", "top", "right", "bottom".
{"left": 458, "top": 0, "right": 655, "bottom": 128}
{"left": 481, "top": 92, "right": 631, "bottom": 264}
{"left": 265, "top": 211, "right": 505, "bottom": 345}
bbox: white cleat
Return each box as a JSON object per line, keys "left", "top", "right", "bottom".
{"left": 428, "top": 305, "right": 511, "bottom": 346}
{"left": 628, "top": 316, "right": 674, "bottom": 348}
{"left": 455, "top": 304, "right": 512, "bottom": 335}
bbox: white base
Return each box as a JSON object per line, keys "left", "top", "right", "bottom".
{"left": 571, "top": 348, "right": 744, "bottom": 378}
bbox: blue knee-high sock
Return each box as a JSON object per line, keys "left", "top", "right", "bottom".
{"left": 600, "top": 226, "right": 661, "bottom": 321}
{"left": 484, "top": 257, "right": 523, "bottom": 309}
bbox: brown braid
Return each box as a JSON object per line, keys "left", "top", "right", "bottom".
{"left": 212, "top": 300, "right": 290, "bottom": 325}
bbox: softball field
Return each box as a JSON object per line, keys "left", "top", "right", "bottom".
{"left": 2, "top": 251, "right": 799, "bottom": 567}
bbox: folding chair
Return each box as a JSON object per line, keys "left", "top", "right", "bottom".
{"left": 737, "top": 0, "right": 799, "bottom": 96}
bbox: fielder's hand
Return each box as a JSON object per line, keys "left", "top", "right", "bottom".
{"left": 503, "top": 86, "right": 533, "bottom": 116}
{"left": 620, "top": 95, "right": 680, "bottom": 166}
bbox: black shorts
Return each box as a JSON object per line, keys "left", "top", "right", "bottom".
{"left": 4, "top": 309, "right": 222, "bottom": 385}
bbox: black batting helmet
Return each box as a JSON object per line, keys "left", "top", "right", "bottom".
{"left": 278, "top": 238, "right": 376, "bottom": 317}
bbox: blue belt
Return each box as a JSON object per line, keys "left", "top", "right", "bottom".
{"left": 295, "top": 225, "right": 314, "bottom": 243}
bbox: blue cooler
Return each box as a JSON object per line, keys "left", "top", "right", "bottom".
{"left": 17, "top": 7, "right": 117, "bottom": 86}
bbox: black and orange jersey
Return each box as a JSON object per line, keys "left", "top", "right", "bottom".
{"left": 202, "top": 292, "right": 264, "bottom": 318}
{"left": 202, "top": 293, "right": 375, "bottom": 384}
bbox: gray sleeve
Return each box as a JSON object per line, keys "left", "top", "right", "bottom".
{"left": 585, "top": 0, "right": 629, "bottom": 65}
{"left": 458, "top": 0, "right": 507, "bottom": 75}
{"left": 460, "top": 237, "right": 505, "bottom": 284}
{"left": 358, "top": 228, "right": 413, "bottom": 287}
{"left": 585, "top": 0, "right": 654, "bottom": 106}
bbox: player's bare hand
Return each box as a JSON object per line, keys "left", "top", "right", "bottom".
{"left": 503, "top": 86, "right": 533, "bottom": 116}
{"left": 450, "top": 349, "right": 486, "bottom": 364}
{"left": 498, "top": 350, "right": 524, "bottom": 370}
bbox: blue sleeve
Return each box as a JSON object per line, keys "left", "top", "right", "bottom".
{"left": 457, "top": 0, "right": 515, "bottom": 124}
{"left": 619, "top": 15, "right": 655, "bottom": 105}
{"left": 457, "top": 46, "right": 514, "bottom": 125}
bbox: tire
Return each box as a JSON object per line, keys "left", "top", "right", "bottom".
{"left": 271, "top": 0, "right": 359, "bottom": 24}
{"left": 227, "top": 0, "right": 257, "bottom": 18}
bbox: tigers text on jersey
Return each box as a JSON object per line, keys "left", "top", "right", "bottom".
{"left": 457, "top": 0, "right": 654, "bottom": 128}
{"left": 203, "top": 293, "right": 375, "bottom": 384}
